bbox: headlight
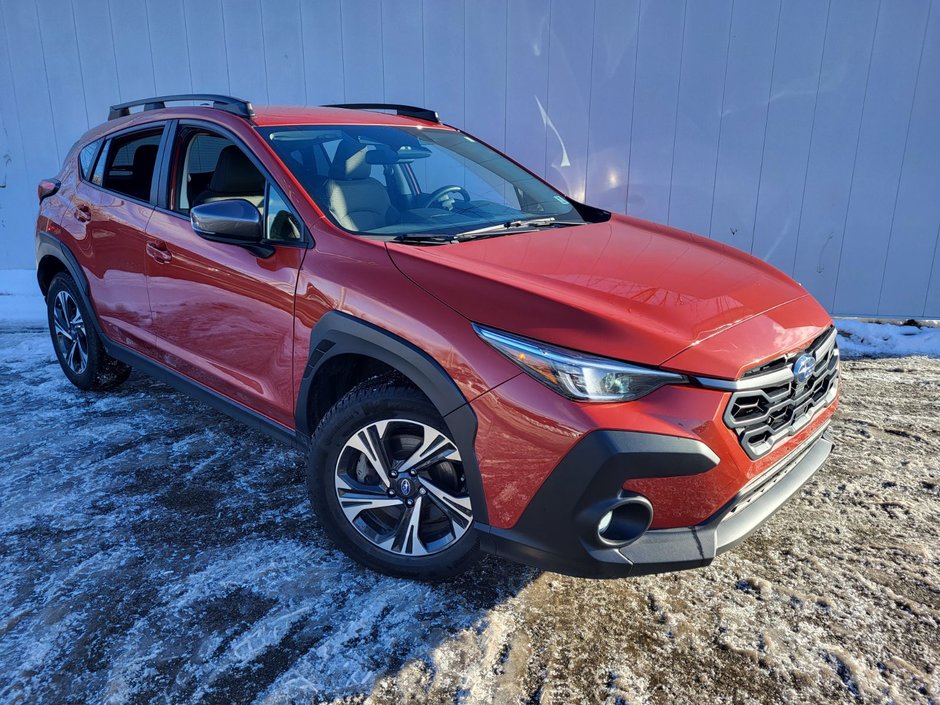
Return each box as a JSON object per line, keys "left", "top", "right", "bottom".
{"left": 474, "top": 325, "right": 687, "bottom": 402}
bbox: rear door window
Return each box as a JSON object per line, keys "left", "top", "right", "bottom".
{"left": 100, "top": 128, "right": 164, "bottom": 203}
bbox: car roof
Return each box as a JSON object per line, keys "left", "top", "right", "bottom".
{"left": 79, "top": 101, "right": 458, "bottom": 151}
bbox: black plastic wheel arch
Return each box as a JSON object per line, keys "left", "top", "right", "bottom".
{"left": 296, "top": 310, "right": 489, "bottom": 525}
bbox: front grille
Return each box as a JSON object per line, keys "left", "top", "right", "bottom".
{"left": 724, "top": 327, "right": 839, "bottom": 459}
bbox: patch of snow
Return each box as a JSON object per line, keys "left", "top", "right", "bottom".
{"left": 835, "top": 318, "right": 940, "bottom": 358}
{"left": 0, "top": 269, "right": 45, "bottom": 329}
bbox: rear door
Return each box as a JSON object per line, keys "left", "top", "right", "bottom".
{"left": 143, "top": 121, "right": 308, "bottom": 428}
{"left": 69, "top": 123, "right": 166, "bottom": 354}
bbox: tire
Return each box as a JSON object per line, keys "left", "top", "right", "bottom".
{"left": 46, "top": 272, "right": 131, "bottom": 391}
{"left": 308, "top": 377, "right": 480, "bottom": 580}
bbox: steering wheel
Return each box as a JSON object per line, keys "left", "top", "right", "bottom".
{"left": 425, "top": 185, "right": 471, "bottom": 209}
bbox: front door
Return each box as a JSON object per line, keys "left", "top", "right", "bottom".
{"left": 144, "top": 126, "right": 307, "bottom": 428}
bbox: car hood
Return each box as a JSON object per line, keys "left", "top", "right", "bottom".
{"left": 387, "top": 214, "right": 832, "bottom": 379}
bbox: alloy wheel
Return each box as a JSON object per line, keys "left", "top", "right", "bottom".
{"left": 52, "top": 290, "right": 88, "bottom": 375}
{"left": 334, "top": 419, "right": 473, "bottom": 556}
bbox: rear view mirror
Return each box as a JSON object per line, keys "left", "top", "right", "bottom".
{"left": 191, "top": 199, "right": 272, "bottom": 257}
{"left": 191, "top": 199, "right": 261, "bottom": 242}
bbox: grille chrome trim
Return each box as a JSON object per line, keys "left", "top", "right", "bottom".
{"left": 694, "top": 327, "right": 838, "bottom": 391}
{"left": 706, "top": 326, "right": 840, "bottom": 459}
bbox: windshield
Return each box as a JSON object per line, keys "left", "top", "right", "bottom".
{"left": 259, "top": 125, "right": 587, "bottom": 238}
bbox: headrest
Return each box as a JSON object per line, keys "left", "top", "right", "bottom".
{"left": 209, "top": 146, "right": 264, "bottom": 194}
{"left": 329, "top": 140, "right": 371, "bottom": 180}
{"left": 132, "top": 144, "right": 158, "bottom": 173}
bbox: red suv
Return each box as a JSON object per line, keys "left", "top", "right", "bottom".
{"left": 35, "top": 95, "right": 839, "bottom": 579}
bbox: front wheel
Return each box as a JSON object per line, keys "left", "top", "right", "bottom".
{"left": 308, "top": 379, "right": 480, "bottom": 579}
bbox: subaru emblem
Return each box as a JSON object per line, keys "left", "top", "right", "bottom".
{"left": 398, "top": 478, "right": 412, "bottom": 496}
{"left": 792, "top": 353, "right": 816, "bottom": 384}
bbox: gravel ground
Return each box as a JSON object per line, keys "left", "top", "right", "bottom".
{"left": 0, "top": 329, "right": 937, "bottom": 705}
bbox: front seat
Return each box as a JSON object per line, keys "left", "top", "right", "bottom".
{"left": 128, "top": 144, "right": 158, "bottom": 201}
{"left": 193, "top": 146, "right": 265, "bottom": 209}
{"left": 322, "top": 140, "right": 399, "bottom": 231}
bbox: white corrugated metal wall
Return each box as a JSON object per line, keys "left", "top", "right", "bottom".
{"left": 1, "top": 0, "right": 938, "bottom": 318}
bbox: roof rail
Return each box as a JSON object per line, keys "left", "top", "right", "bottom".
{"left": 323, "top": 103, "right": 441, "bottom": 124}
{"left": 108, "top": 94, "right": 255, "bottom": 121}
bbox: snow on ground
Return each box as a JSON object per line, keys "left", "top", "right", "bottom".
{"left": 837, "top": 318, "right": 940, "bottom": 359}
{"left": 1, "top": 330, "right": 938, "bottom": 704}
{"left": 0, "top": 270, "right": 45, "bottom": 329}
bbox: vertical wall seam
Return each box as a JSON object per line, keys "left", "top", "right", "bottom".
{"left": 33, "top": 2, "right": 61, "bottom": 161}
{"left": 338, "top": 0, "right": 347, "bottom": 102}
{"left": 875, "top": 0, "right": 932, "bottom": 314}
{"left": 922, "top": 220, "right": 940, "bottom": 316}
{"left": 420, "top": 0, "right": 426, "bottom": 104}
{"left": 178, "top": 0, "right": 195, "bottom": 93}
{"left": 542, "top": 0, "right": 555, "bottom": 177}
{"left": 258, "top": 0, "right": 270, "bottom": 102}
{"left": 790, "top": 0, "right": 832, "bottom": 277}
{"left": 380, "top": 0, "right": 387, "bottom": 102}
{"left": 582, "top": 0, "right": 599, "bottom": 200}
{"left": 462, "top": 0, "right": 468, "bottom": 128}
{"left": 830, "top": 0, "right": 883, "bottom": 312}
{"left": 665, "top": 0, "right": 689, "bottom": 224}
{"left": 501, "top": 0, "right": 508, "bottom": 153}
{"left": 106, "top": 0, "right": 123, "bottom": 101}
{"left": 748, "top": 0, "right": 784, "bottom": 254}
{"left": 219, "top": 0, "right": 233, "bottom": 93}
{"left": 623, "top": 0, "right": 642, "bottom": 215}
{"left": 299, "top": 0, "right": 308, "bottom": 104}
{"left": 141, "top": 0, "right": 157, "bottom": 94}
{"left": 69, "top": 0, "right": 92, "bottom": 129}
{"left": 707, "top": 0, "right": 735, "bottom": 236}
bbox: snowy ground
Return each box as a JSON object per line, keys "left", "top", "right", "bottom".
{"left": 1, "top": 328, "right": 938, "bottom": 704}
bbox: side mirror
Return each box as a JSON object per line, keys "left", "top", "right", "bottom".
{"left": 191, "top": 199, "right": 262, "bottom": 245}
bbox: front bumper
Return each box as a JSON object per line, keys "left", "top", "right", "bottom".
{"left": 478, "top": 423, "right": 833, "bottom": 578}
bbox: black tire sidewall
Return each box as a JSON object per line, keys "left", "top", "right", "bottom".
{"left": 308, "top": 382, "right": 479, "bottom": 579}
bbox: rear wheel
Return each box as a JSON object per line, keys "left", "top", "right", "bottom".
{"left": 308, "top": 378, "right": 479, "bottom": 579}
{"left": 46, "top": 273, "right": 131, "bottom": 391}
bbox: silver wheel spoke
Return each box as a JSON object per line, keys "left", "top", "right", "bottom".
{"left": 346, "top": 421, "right": 393, "bottom": 487}
{"left": 338, "top": 492, "right": 402, "bottom": 523}
{"left": 397, "top": 425, "right": 460, "bottom": 475}
{"left": 336, "top": 474, "right": 401, "bottom": 522}
{"left": 422, "top": 477, "right": 474, "bottom": 531}
{"left": 54, "top": 320, "right": 72, "bottom": 341}
{"left": 379, "top": 496, "right": 427, "bottom": 556}
{"left": 53, "top": 299, "right": 71, "bottom": 340}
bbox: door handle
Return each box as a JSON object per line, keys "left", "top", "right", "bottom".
{"left": 74, "top": 203, "right": 91, "bottom": 223}
{"left": 146, "top": 240, "right": 172, "bottom": 264}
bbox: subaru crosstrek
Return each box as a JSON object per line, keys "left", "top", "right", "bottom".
{"left": 34, "top": 95, "right": 839, "bottom": 579}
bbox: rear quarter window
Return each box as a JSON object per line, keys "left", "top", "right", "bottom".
{"left": 78, "top": 139, "right": 102, "bottom": 180}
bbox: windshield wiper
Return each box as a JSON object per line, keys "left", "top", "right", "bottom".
{"left": 391, "top": 233, "right": 458, "bottom": 245}
{"left": 455, "top": 217, "right": 585, "bottom": 240}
